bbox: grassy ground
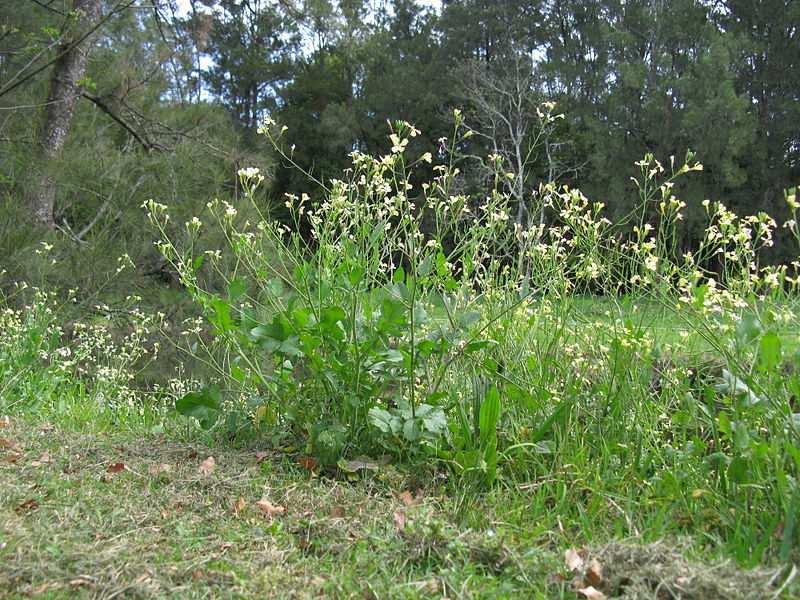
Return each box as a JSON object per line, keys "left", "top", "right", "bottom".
{"left": 0, "top": 411, "right": 793, "bottom": 599}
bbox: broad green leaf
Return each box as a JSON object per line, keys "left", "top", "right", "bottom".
{"left": 175, "top": 386, "right": 221, "bottom": 430}
{"left": 418, "top": 254, "right": 433, "bottom": 277}
{"left": 369, "top": 407, "right": 393, "bottom": 433}
{"left": 758, "top": 331, "right": 781, "bottom": 372}
{"left": 727, "top": 456, "right": 748, "bottom": 484}
{"left": 736, "top": 313, "right": 761, "bottom": 346}
{"left": 209, "top": 298, "right": 234, "bottom": 333}
{"left": 227, "top": 278, "right": 246, "bottom": 301}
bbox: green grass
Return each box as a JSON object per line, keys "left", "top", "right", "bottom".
{"left": 0, "top": 396, "right": 794, "bottom": 599}
{"left": 0, "top": 413, "right": 563, "bottom": 598}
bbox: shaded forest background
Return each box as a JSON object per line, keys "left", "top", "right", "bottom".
{"left": 1, "top": 0, "right": 798, "bottom": 303}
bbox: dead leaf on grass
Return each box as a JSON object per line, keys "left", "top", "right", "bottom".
{"left": 31, "top": 582, "right": 61, "bottom": 594}
{"left": 198, "top": 456, "right": 216, "bottom": 475}
{"left": 255, "top": 498, "right": 286, "bottom": 518}
{"left": 586, "top": 557, "right": 604, "bottom": 587}
{"left": 234, "top": 496, "right": 248, "bottom": 516}
{"left": 329, "top": 505, "right": 345, "bottom": 518}
{"left": 4, "top": 450, "right": 22, "bottom": 463}
{"left": 31, "top": 452, "right": 52, "bottom": 467}
{"left": 565, "top": 548, "right": 584, "bottom": 572}
{"left": 338, "top": 455, "right": 387, "bottom": 473}
{"left": 577, "top": 585, "right": 607, "bottom": 600}
{"left": 0, "top": 437, "right": 21, "bottom": 452}
{"left": 148, "top": 463, "right": 172, "bottom": 476}
{"left": 398, "top": 490, "right": 419, "bottom": 506}
{"left": 16, "top": 498, "right": 39, "bottom": 514}
{"left": 69, "top": 576, "right": 94, "bottom": 589}
{"left": 106, "top": 462, "right": 126, "bottom": 474}
{"left": 297, "top": 456, "right": 318, "bottom": 471}
{"left": 0, "top": 416, "right": 10, "bottom": 428}
{"left": 393, "top": 509, "right": 406, "bottom": 532}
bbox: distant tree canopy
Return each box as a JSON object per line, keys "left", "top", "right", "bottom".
{"left": 1, "top": 0, "right": 798, "bottom": 261}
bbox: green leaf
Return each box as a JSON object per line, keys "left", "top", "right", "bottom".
{"left": 463, "top": 339, "right": 497, "bottom": 354}
{"left": 421, "top": 405, "right": 447, "bottom": 434}
{"left": 736, "top": 313, "right": 762, "bottom": 346}
{"left": 378, "top": 296, "right": 406, "bottom": 333}
{"left": 733, "top": 423, "right": 750, "bottom": 450}
{"left": 758, "top": 331, "right": 781, "bottom": 372}
{"left": 209, "top": 298, "right": 234, "bottom": 333}
{"left": 418, "top": 254, "right": 433, "bottom": 277}
{"left": 479, "top": 385, "right": 501, "bottom": 448}
{"left": 348, "top": 266, "right": 365, "bottom": 287}
{"left": 227, "top": 279, "right": 247, "bottom": 301}
{"left": 319, "top": 306, "right": 346, "bottom": 340}
{"left": 368, "top": 407, "right": 394, "bottom": 433}
{"left": 175, "top": 387, "right": 221, "bottom": 430}
{"left": 392, "top": 266, "right": 405, "bottom": 284}
{"left": 403, "top": 418, "right": 418, "bottom": 441}
{"left": 727, "top": 456, "right": 748, "bottom": 484}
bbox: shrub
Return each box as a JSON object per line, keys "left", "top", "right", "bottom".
{"left": 149, "top": 112, "right": 800, "bottom": 560}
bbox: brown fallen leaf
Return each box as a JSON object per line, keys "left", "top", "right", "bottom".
{"left": 234, "top": 496, "right": 248, "bottom": 516}
{"left": 31, "top": 452, "right": 52, "bottom": 467}
{"left": 393, "top": 509, "right": 406, "bottom": 532}
{"left": 69, "top": 576, "right": 93, "bottom": 589}
{"left": 398, "top": 490, "right": 419, "bottom": 507}
{"left": 106, "top": 462, "right": 126, "bottom": 474}
{"left": 16, "top": 498, "right": 39, "bottom": 514}
{"left": 148, "top": 463, "right": 172, "bottom": 476}
{"left": 198, "top": 456, "right": 216, "bottom": 475}
{"left": 0, "top": 437, "right": 21, "bottom": 452}
{"left": 297, "top": 456, "right": 318, "bottom": 471}
{"left": 31, "top": 582, "right": 61, "bottom": 594}
{"left": 255, "top": 498, "right": 286, "bottom": 518}
{"left": 0, "top": 416, "right": 10, "bottom": 428}
{"left": 586, "top": 558, "right": 603, "bottom": 587}
{"left": 565, "top": 548, "right": 584, "bottom": 572}
{"left": 337, "top": 455, "right": 390, "bottom": 474}
{"left": 329, "top": 505, "right": 346, "bottom": 518}
{"left": 577, "top": 585, "right": 607, "bottom": 600}
{"left": 4, "top": 450, "right": 22, "bottom": 463}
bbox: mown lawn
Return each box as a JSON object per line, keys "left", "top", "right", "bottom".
{"left": 0, "top": 413, "right": 791, "bottom": 599}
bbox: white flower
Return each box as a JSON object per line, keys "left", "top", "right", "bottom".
{"left": 238, "top": 167, "right": 263, "bottom": 181}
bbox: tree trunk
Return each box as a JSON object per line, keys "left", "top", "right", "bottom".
{"left": 27, "top": 0, "right": 102, "bottom": 227}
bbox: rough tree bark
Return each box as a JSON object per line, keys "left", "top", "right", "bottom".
{"left": 27, "top": 0, "right": 102, "bottom": 228}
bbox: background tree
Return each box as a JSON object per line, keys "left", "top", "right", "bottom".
{"left": 25, "top": 0, "right": 103, "bottom": 227}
